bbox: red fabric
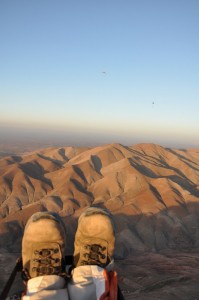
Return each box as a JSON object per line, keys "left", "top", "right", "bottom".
{"left": 100, "top": 270, "right": 118, "bottom": 300}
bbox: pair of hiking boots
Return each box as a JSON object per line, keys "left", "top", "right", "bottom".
{"left": 22, "top": 207, "right": 115, "bottom": 280}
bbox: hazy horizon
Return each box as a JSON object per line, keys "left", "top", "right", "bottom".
{"left": 1, "top": 1, "right": 199, "bottom": 149}
{"left": 0, "top": 122, "right": 198, "bottom": 151}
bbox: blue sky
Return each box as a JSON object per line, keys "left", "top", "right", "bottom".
{"left": 0, "top": 0, "right": 199, "bottom": 148}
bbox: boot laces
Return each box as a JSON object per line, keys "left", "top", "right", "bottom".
{"left": 80, "top": 244, "right": 107, "bottom": 266}
{"left": 32, "top": 247, "right": 62, "bottom": 276}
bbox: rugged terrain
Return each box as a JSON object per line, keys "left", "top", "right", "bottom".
{"left": 0, "top": 143, "right": 199, "bottom": 299}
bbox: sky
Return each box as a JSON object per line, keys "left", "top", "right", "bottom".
{"left": 0, "top": 0, "right": 199, "bottom": 149}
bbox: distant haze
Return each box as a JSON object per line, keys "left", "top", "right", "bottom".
{"left": 0, "top": 124, "right": 198, "bottom": 152}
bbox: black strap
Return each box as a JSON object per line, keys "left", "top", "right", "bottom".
{"left": 0, "top": 257, "right": 22, "bottom": 300}
{"left": 65, "top": 255, "right": 74, "bottom": 265}
{"left": 118, "top": 285, "right": 125, "bottom": 300}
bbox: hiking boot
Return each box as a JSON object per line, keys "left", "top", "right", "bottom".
{"left": 73, "top": 207, "right": 115, "bottom": 268}
{"left": 22, "top": 212, "right": 66, "bottom": 279}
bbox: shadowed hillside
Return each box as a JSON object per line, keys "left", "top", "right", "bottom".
{"left": 0, "top": 143, "right": 199, "bottom": 299}
{"left": 1, "top": 143, "right": 199, "bottom": 252}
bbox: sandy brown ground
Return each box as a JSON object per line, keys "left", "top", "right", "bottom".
{"left": 117, "top": 251, "right": 199, "bottom": 299}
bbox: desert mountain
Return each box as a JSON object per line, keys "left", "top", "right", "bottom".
{"left": 0, "top": 143, "right": 199, "bottom": 254}
{"left": 1, "top": 143, "right": 199, "bottom": 299}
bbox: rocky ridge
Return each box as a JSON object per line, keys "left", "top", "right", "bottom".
{"left": 0, "top": 143, "right": 199, "bottom": 254}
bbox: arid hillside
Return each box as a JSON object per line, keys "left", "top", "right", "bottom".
{"left": 1, "top": 143, "right": 199, "bottom": 252}
{"left": 0, "top": 143, "right": 199, "bottom": 299}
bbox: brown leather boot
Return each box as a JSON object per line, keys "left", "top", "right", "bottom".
{"left": 74, "top": 207, "right": 115, "bottom": 268}
{"left": 22, "top": 212, "right": 66, "bottom": 279}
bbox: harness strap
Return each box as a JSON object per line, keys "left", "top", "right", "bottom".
{"left": 0, "top": 257, "right": 22, "bottom": 300}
